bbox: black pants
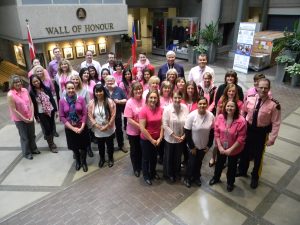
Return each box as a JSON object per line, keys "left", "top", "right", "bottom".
{"left": 128, "top": 135, "right": 142, "bottom": 172}
{"left": 141, "top": 139, "right": 157, "bottom": 180}
{"left": 96, "top": 133, "right": 115, "bottom": 161}
{"left": 238, "top": 125, "right": 268, "bottom": 180}
{"left": 163, "top": 141, "right": 185, "bottom": 178}
{"left": 115, "top": 113, "right": 124, "bottom": 148}
{"left": 38, "top": 111, "right": 55, "bottom": 136}
{"left": 186, "top": 148, "right": 206, "bottom": 181}
{"left": 158, "top": 139, "right": 165, "bottom": 161}
{"left": 213, "top": 151, "right": 239, "bottom": 185}
{"left": 54, "top": 80, "right": 60, "bottom": 105}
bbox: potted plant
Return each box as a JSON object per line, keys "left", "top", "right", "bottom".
{"left": 199, "top": 21, "right": 222, "bottom": 64}
{"left": 187, "top": 33, "right": 200, "bottom": 64}
{"left": 274, "top": 55, "right": 295, "bottom": 83}
{"left": 285, "top": 63, "right": 300, "bottom": 87}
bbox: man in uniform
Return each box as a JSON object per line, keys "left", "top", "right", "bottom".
{"left": 237, "top": 78, "right": 281, "bottom": 189}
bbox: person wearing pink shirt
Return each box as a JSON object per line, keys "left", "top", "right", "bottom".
{"left": 124, "top": 81, "right": 144, "bottom": 177}
{"left": 79, "top": 68, "right": 96, "bottom": 101}
{"left": 132, "top": 52, "right": 155, "bottom": 81}
{"left": 159, "top": 81, "right": 173, "bottom": 110}
{"left": 209, "top": 100, "right": 247, "bottom": 192}
{"left": 141, "top": 68, "right": 153, "bottom": 91}
{"left": 237, "top": 78, "right": 281, "bottom": 189}
{"left": 112, "top": 61, "right": 124, "bottom": 86}
{"left": 245, "top": 73, "right": 272, "bottom": 100}
{"left": 166, "top": 68, "right": 178, "bottom": 90}
{"left": 181, "top": 81, "right": 199, "bottom": 113}
{"left": 142, "top": 76, "right": 160, "bottom": 99}
{"left": 28, "top": 58, "right": 50, "bottom": 80}
{"left": 139, "top": 90, "right": 163, "bottom": 185}
{"left": 7, "top": 75, "right": 39, "bottom": 160}
{"left": 32, "top": 65, "right": 55, "bottom": 94}
{"left": 175, "top": 77, "right": 186, "bottom": 98}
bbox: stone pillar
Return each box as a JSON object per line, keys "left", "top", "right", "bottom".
{"left": 200, "top": 0, "right": 221, "bottom": 28}
{"left": 261, "top": 0, "right": 269, "bottom": 30}
{"left": 231, "top": 0, "right": 249, "bottom": 52}
{"left": 140, "top": 8, "right": 150, "bottom": 38}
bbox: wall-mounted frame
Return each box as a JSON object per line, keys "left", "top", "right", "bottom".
{"left": 87, "top": 44, "right": 96, "bottom": 55}
{"left": 13, "top": 45, "right": 26, "bottom": 67}
{"left": 98, "top": 43, "right": 107, "bottom": 54}
{"left": 75, "top": 46, "right": 85, "bottom": 58}
{"left": 48, "top": 50, "right": 55, "bottom": 61}
{"left": 63, "top": 47, "right": 74, "bottom": 60}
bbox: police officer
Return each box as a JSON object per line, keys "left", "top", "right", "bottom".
{"left": 237, "top": 78, "right": 281, "bottom": 189}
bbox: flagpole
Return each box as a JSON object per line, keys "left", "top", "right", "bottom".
{"left": 26, "top": 19, "right": 36, "bottom": 62}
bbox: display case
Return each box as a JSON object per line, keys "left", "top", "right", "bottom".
{"left": 152, "top": 17, "right": 200, "bottom": 59}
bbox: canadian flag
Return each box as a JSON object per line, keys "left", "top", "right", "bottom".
{"left": 27, "top": 23, "right": 36, "bottom": 61}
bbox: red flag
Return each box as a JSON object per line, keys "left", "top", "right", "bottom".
{"left": 131, "top": 22, "right": 137, "bottom": 65}
{"left": 27, "top": 23, "right": 36, "bottom": 61}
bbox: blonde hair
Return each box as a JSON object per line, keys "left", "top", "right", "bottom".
{"left": 32, "top": 65, "right": 45, "bottom": 79}
{"left": 70, "top": 74, "right": 83, "bottom": 90}
{"left": 58, "top": 59, "right": 72, "bottom": 75}
{"left": 148, "top": 76, "right": 160, "bottom": 86}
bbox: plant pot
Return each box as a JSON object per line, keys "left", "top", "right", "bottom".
{"left": 275, "top": 63, "right": 286, "bottom": 83}
{"left": 291, "top": 75, "right": 300, "bottom": 87}
{"left": 208, "top": 43, "right": 216, "bottom": 64}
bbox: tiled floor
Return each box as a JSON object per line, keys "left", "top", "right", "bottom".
{"left": 0, "top": 46, "right": 299, "bottom": 225}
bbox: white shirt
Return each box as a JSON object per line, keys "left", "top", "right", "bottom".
{"left": 163, "top": 103, "right": 189, "bottom": 143}
{"left": 93, "top": 103, "right": 115, "bottom": 138}
{"left": 101, "top": 63, "right": 115, "bottom": 75}
{"left": 81, "top": 60, "right": 101, "bottom": 74}
{"left": 188, "top": 65, "right": 215, "bottom": 87}
{"left": 184, "top": 110, "right": 215, "bottom": 149}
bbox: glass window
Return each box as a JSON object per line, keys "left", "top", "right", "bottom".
{"left": 80, "top": 0, "right": 102, "bottom": 3}
{"left": 103, "top": 0, "right": 123, "bottom": 4}
{"left": 22, "top": 0, "right": 51, "bottom": 4}
{"left": 53, "top": 0, "right": 79, "bottom": 4}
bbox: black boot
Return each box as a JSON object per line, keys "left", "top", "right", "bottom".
{"left": 80, "top": 149, "right": 88, "bottom": 172}
{"left": 73, "top": 149, "right": 81, "bottom": 171}
{"left": 87, "top": 145, "right": 94, "bottom": 157}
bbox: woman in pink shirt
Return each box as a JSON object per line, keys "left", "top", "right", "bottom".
{"left": 32, "top": 65, "right": 55, "bottom": 94}
{"left": 175, "top": 77, "right": 186, "bottom": 98}
{"left": 119, "top": 68, "right": 133, "bottom": 99}
{"left": 159, "top": 81, "right": 173, "bottom": 110}
{"left": 141, "top": 68, "right": 153, "bottom": 91}
{"left": 139, "top": 90, "right": 163, "bottom": 185}
{"left": 112, "top": 61, "right": 124, "bottom": 86}
{"left": 182, "top": 81, "right": 199, "bottom": 113}
{"left": 198, "top": 72, "right": 217, "bottom": 113}
{"left": 209, "top": 100, "right": 247, "bottom": 192}
{"left": 166, "top": 68, "right": 178, "bottom": 90}
{"left": 124, "top": 81, "right": 144, "bottom": 177}
{"left": 7, "top": 75, "right": 39, "bottom": 160}
{"left": 28, "top": 58, "right": 50, "bottom": 79}
{"left": 79, "top": 67, "right": 96, "bottom": 101}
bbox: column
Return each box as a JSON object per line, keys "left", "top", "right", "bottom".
{"left": 261, "top": 0, "right": 269, "bottom": 30}
{"left": 140, "top": 8, "right": 150, "bottom": 38}
{"left": 200, "top": 0, "right": 221, "bottom": 29}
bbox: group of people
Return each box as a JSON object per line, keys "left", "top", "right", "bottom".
{"left": 7, "top": 49, "right": 281, "bottom": 191}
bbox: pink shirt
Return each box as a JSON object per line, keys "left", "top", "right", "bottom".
{"left": 243, "top": 94, "right": 281, "bottom": 145}
{"left": 119, "top": 81, "right": 132, "bottom": 99}
{"left": 83, "top": 80, "right": 96, "bottom": 100}
{"left": 245, "top": 87, "right": 272, "bottom": 100}
{"left": 124, "top": 98, "right": 144, "bottom": 136}
{"left": 59, "top": 96, "right": 87, "bottom": 125}
{"left": 217, "top": 99, "right": 243, "bottom": 115}
{"left": 214, "top": 114, "right": 247, "bottom": 156}
{"left": 28, "top": 69, "right": 50, "bottom": 79}
{"left": 139, "top": 105, "right": 163, "bottom": 140}
{"left": 160, "top": 96, "right": 172, "bottom": 110}
{"left": 113, "top": 71, "right": 123, "bottom": 86}
{"left": 181, "top": 100, "right": 198, "bottom": 112}
{"left": 8, "top": 88, "right": 33, "bottom": 121}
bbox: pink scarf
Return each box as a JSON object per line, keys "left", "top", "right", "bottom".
{"left": 37, "top": 91, "right": 53, "bottom": 117}
{"left": 134, "top": 59, "right": 151, "bottom": 81}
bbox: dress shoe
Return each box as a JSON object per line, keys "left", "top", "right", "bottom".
{"left": 134, "top": 171, "right": 140, "bottom": 177}
{"left": 153, "top": 174, "right": 160, "bottom": 180}
{"left": 227, "top": 184, "right": 234, "bottom": 192}
{"left": 250, "top": 179, "right": 258, "bottom": 189}
{"left": 144, "top": 179, "right": 152, "bottom": 185}
{"left": 32, "top": 149, "right": 40, "bottom": 154}
{"left": 24, "top": 154, "right": 33, "bottom": 160}
{"left": 235, "top": 171, "right": 248, "bottom": 177}
{"left": 169, "top": 176, "right": 176, "bottom": 183}
{"left": 75, "top": 161, "right": 81, "bottom": 171}
{"left": 184, "top": 179, "right": 191, "bottom": 188}
{"left": 82, "top": 163, "right": 88, "bottom": 172}
{"left": 98, "top": 159, "right": 105, "bottom": 168}
{"left": 209, "top": 178, "right": 220, "bottom": 186}
{"left": 54, "top": 131, "right": 59, "bottom": 137}
{"left": 195, "top": 179, "right": 202, "bottom": 187}
{"left": 119, "top": 147, "right": 128, "bottom": 153}
{"left": 108, "top": 160, "right": 114, "bottom": 168}
{"left": 50, "top": 148, "right": 58, "bottom": 153}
